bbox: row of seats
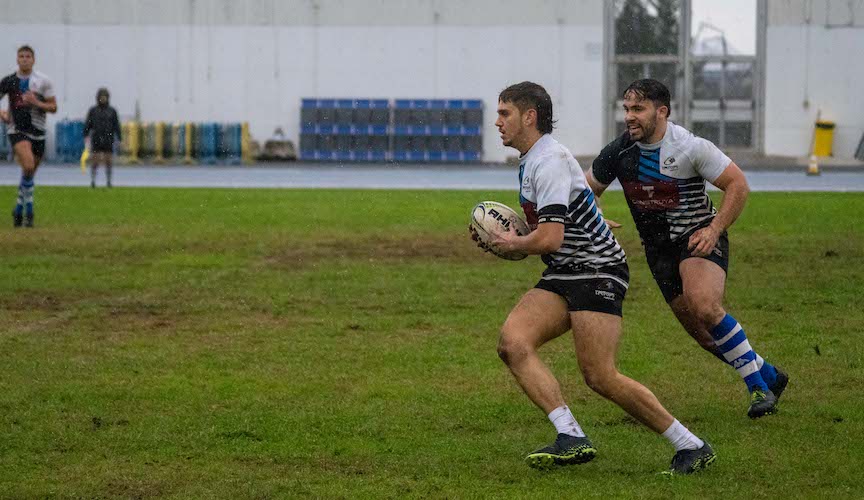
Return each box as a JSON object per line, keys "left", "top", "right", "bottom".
{"left": 301, "top": 99, "right": 391, "bottom": 127}
{"left": 300, "top": 98, "right": 484, "bottom": 162}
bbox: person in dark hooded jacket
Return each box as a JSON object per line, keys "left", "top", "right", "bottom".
{"left": 83, "top": 88, "right": 121, "bottom": 188}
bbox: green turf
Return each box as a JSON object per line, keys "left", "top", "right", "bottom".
{"left": 0, "top": 187, "right": 862, "bottom": 498}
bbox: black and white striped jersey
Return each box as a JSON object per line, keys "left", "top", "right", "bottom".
{"left": 591, "top": 122, "right": 732, "bottom": 248}
{"left": 0, "top": 71, "right": 54, "bottom": 140}
{"left": 518, "top": 134, "right": 627, "bottom": 270}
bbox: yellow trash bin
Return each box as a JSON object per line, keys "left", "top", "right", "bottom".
{"left": 813, "top": 120, "right": 835, "bottom": 157}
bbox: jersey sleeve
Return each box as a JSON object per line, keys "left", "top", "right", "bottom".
{"left": 39, "top": 77, "right": 55, "bottom": 99}
{"left": 532, "top": 153, "right": 571, "bottom": 224}
{"left": 591, "top": 140, "right": 620, "bottom": 186}
{"left": 691, "top": 137, "right": 732, "bottom": 183}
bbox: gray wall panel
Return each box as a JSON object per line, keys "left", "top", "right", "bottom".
{"left": 0, "top": 0, "right": 602, "bottom": 26}
{"left": 768, "top": 0, "right": 864, "bottom": 27}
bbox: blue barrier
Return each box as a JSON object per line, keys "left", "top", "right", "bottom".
{"left": 197, "top": 122, "right": 218, "bottom": 164}
{"left": 220, "top": 123, "right": 242, "bottom": 164}
{"left": 70, "top": 121, "right": 85, "bottom": 162}
{"left": 177, "top": 123, "right": 187, "bottom": 157}
{"left": 54, "top": 121, "right": 67, "bottom": 161}
{"left": 54, "top": 120, "right": 86, "bottom": 164}
{"left": 0, "top": 122, "right": 9, "bottom": 160}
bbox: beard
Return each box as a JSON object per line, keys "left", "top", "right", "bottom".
{"left": 628, "top": 119, "right": 656, "bottom": 142}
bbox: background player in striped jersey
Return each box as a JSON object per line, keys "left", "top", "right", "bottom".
{"left": 588, "top": 79, "right": 788, "bottom": 419}
{"left": 0, "top": 45, "right": 57, "bottom": 228}
{"left": 484, "top": 81, "right": 714, "bottom": 475}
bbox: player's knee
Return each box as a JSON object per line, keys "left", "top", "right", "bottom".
{"left": 696, "top": 336, "right": 717, "bottom": 352}
{"left": 698, "top": 307, "right": 726, "bottom": 330}
{"left": 685, "top": 299, "right": 725, "bottom": 330}
{"left": 581, "top": 367, "right": 617, "bottom": 398}
{"left": 496, "top": 332, "right": 532, "bottom": 366}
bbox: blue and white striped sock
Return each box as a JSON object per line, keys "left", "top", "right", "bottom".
{"left": 754, "top": 353, "right": 778, "bottom": 388}
{"left": 14, "top": 176, "right": 26, "bottom": 216}
{"left": 709, "top": 344, "right": 778, "bottom": 387}
{"left": 710, "top": 314, "right": 769, "bottom": 392}
{"left": 21, "top": 175, "right": 34, "bottom": 216}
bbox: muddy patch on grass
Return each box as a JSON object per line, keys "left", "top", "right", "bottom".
{"left": 103, "top": 299, "right": 179, "bottom": 330}
{"left": 0, "top": 293, "right": 64, "bottom": 312}
{"left": 262, "top": 232, "right": 486, "bottom": 269}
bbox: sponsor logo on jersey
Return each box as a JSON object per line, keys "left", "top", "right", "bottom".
{"left": 662, "top": 156, "right": 679, "bottom": 171}
{"left": 621, "top": 180, "right": 680, "bottom": 211}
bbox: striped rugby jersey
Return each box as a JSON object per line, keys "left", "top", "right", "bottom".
{"left": 591, "top": 122, "right": 732, "bottom": 248}
{"left": 518, "top": 134, "right": 626, "bottom": 270}
{"left": 0, "top": 71, "right": 55, "bottom": 140}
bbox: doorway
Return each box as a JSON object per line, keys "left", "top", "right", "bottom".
{"left": 605, "top": 0, "right": 766, "bottom": 151}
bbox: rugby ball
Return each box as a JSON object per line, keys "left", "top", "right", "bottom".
{"left": 469, "top": 201, "right": 531, "bottom": 261}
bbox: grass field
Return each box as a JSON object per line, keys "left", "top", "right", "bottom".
{"left": 0, "top": 186, "right": 862, "bottom": 499}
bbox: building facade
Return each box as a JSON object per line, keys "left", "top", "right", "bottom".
{"left": 0, "top": 0, "right": 862, "bottom": 162}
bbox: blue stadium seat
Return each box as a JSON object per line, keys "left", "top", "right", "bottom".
{"left": 300, "top": 97, "right": 482, "bottom": 163}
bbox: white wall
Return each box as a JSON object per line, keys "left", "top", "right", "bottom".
{"left": 765, "top": 0, "right": 864, "bottom": 158}
{"left": 0, "top": 0, "right": 605, "bottom": 162}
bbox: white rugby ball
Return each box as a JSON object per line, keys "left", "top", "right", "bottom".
{"left": 469, "top": 201, "right": 531, "bottom": 261}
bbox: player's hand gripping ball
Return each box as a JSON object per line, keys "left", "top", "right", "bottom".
{"left": 468, "top": 201, "right": 531, "bottom": 261}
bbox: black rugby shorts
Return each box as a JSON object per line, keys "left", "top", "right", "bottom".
{"left": 534, "top": 263, "right": 629, "bottom": 317}
{"left": 9, "top": 133, "right": 46, "bottom": 159}
{"left": 645, "top": 231, "right": 729, "bottom": 303}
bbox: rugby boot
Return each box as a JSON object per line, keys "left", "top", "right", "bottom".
{"left": 747, "top": 387, "right": 777, "bottom": 419}
{"left": 525, "top": 433, "right": 597, "bottom": 470}
{"left": 770, "top": 367, "right": 789, "bottom": 400}
{"left": 663, "top": 442, "right": 716, "bottom": 475}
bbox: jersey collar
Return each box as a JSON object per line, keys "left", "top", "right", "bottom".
{"left": 636, "top": 121, "right": 675, "bottom": 151}
{"left": 519, "top": 133, "right": 553, "bottom": 162}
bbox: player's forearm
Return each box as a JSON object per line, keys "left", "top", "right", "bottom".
{"left": 710, "top": 181, "right": 749, "bottom": 232}
{"left": 508, "top": 225, "right": 563, "bottom": 255}
{"left": 35, "top": 100, "right": 57, "bottom": 113}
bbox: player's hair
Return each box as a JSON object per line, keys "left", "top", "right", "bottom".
{"left": 17, "top": 45, "right": 35, "bottom": 57}
{"left": 623, "top": 79, "right": 671, "bottom": 118}
{"left": 498, "top": 81, "right": 555, "bottom": 134}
